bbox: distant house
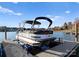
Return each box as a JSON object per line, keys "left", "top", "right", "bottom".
{"left": 72, "top": 18, "right": 79, "bottom": 32}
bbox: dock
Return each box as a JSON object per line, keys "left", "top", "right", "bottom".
{"left": 36, "top": 41, "right": 78, "bottom": 57}
{"left": 0, "top": 40, "right": 78, "bottom": 57}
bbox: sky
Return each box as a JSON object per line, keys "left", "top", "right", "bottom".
{"left": 0, "top": 2, "right": 79, "bottom": 28}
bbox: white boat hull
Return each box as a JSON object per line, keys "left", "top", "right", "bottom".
{"left": 16, "top": 32, "right": 53, "bottom": 41}
{"left": 16, "top": 32, "right": 53, "bottom": 46}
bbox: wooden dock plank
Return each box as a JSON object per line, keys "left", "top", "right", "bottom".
{"left": 36, "top": 41, "right": 77, "bottom": 57}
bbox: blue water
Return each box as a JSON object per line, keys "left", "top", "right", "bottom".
{"left": 0, "top": 32, "right": 76, "bottom": 42}
{"left": 0, "top": 32, "right": 16, "bottom": 42}
{"left": 53, "top": 32, "right": 75, "bottom": 41}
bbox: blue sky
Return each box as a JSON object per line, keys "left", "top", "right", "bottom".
{"left": 0, "top": 2, "right": 79, "bottom": 28}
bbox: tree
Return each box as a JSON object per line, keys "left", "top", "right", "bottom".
{"left": 68, "top": 22, "right": 72, "bottom": 29}
{"left": 63, "top": 22, "right": 68, "bottom": 29}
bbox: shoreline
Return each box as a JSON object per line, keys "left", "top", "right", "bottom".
{"left": 53, "top": 30, "right": 79, "bottom": 34}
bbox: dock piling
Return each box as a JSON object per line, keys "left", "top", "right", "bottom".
{"left": 4, "top": 27, "right": 7, "bottom": 40}
{"left": 75, "top": 22, "right": 79, "bottom": 42}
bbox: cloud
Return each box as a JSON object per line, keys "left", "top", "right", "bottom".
{"left": 12, "top": 2, "right": 19, "bottom": 4}
{"left": 46, "top": 15, "right": 52, "bottom": 17}
{"left": 46, "top": 15, "right": 63, "bottom": 21}
{"left": 0, "top": 6, "right": 22, "bottom": 16}
{"left": 46, "top": 15, "right": 54, "bottom": 18}
{"left": 65, "top": 10, "right": 71, "bottom": 14}
{"left": 53, "top": 16, "right": 67, "bottom": 26}
{"left": 46, "top": 15, "right": 55, "bottom": 21}
{"left": 15, "top": 13, "right": 22, "bottom": 16}
{"left": 46, "top": 15, "right": 68, "bottom": 26}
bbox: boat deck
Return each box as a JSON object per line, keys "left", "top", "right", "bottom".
{"left": 0, "top": 40, "right": 78, "bottom": 57}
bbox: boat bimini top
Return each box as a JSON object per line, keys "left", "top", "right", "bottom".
{"left": 33, "top": 17, "right": 52, "bottom": 28}
{"left": 25, "top": 20, "right": 41, "bottom": 25}
{"left": 22, "top": 17, "right": 53, "bottom": 34}
{"left": 23, "top": 16, "right": 52, "bottom": 29}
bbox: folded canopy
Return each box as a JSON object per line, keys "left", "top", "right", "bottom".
{"left": 24, "top": 20, "right": 41, "bottom": 25}
{"left": 34, "top": 17, "right": 52, "bottom": 28}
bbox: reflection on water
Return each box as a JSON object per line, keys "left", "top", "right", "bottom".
{"left": 0, "top": 32, "right": 76, "bottom": 42}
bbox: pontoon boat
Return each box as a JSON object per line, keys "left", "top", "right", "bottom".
{"left": 16, "top": 17, "right": 54, "bottom": 46}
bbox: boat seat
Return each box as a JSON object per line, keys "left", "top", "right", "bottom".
{"left": 29, "top": 29, "right": 53, "bottom": 34}
{"left": 34, "top": 30, "right": 53, "bottom": 34}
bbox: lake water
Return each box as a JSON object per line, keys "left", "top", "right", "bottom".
{"left": 0, "top": 32, "right": 76, "bottom": 43}
{"left": 53, "top": 32, "right": 76, "bottom": 41}
{"left": 0, "top": 32, "right": 16, "bottom": 42}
